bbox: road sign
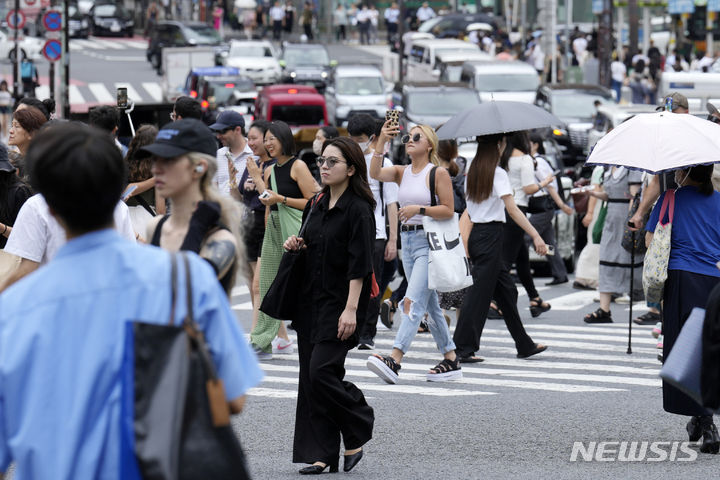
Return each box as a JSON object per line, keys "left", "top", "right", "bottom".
{"left": 42, "top": 39, "right": 62, "bottom": 63}
{"left": 6, "top": 10, "right": 26, "bottom": 30}
{"left": 668, "top": 0, "right": 695, "bottom": 14}
{"left": 42, "top": 10, "right": 62, "bottom": 32}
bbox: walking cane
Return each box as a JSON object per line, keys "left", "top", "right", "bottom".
{"left": 627, "top": 229, "right": 635, "bottom": 355}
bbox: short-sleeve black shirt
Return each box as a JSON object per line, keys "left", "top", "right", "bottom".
{"left": 0, "top": 182, "right": 32, "bottom": 249}
{"left": 293, "top": 188, "right": 376, "bottom": 347}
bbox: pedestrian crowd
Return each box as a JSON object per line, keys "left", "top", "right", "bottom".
{"left": 0, "top": 88, "right": 718, "bottom": 478}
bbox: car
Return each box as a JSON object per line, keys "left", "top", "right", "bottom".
{"left": 254, "top": 84, "right": 328, "bottom": 131}
{"left": 89, "top": 3, "right": 134, "bottom": 37}
{"left": 68, "top": 4, "right": 91, "bottom": 38}
{"left": 534, "top": 84, "right": 614, "bottom": 164}
{"left": 279, "top": 44, "right": 336, "bottom": 92}
{"left": 146, "top": 21, "right": 226, "bottom": 70}
{"left": 416, "top": 12, "right": 500, "bottom": 39}
{"left": 0, "top": 28, "right": 43, "bottom": 62}
{"left": 197, "top": 73, "right": 256, "bottom": 115}
{"left": 436, "top": 50, "right": 493, "bottom": 83}
{"left": 406, "top": 38, "right": 483, "bottom": 81}
{"left": 325, "top": 64, "right": 387, "bottom": 125}
{"left": 586, "top": 104, "right": 657, "bottom": 155}
{"left": 459, "top": 60, "right": 540, "bottom": 103}
{"left": 389, "top": 82, "right": 480, "bottom": 161}
{"left": 222, "top": 40, "right": 281, "bottom": 85}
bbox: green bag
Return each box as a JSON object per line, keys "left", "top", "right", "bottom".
{"left": 592, "top": 201, "right": 608, "bottom": 244}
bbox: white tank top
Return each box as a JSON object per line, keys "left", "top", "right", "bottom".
{"left": 397, "top": 163, "right": 436, "bottom": 225}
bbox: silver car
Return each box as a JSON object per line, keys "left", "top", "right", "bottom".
{"left": 325, "top": 65, "right": 387, "bottom": 126}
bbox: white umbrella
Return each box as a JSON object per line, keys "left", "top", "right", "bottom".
{"left": 586, "top": 111, "right": 720, "bottom": 174}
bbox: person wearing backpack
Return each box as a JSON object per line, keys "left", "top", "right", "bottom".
{"left": 20, "top": 59, "right": 38, "bottom": 98}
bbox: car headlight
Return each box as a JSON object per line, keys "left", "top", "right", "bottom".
{"left": 552, "top": 128, "right": 567, "bottom": 137}
{"left": 290, "top": 72, "right": 296, "bottom": 78}
{"left": 321, "top": 71, "right": 328, "bottom": 78}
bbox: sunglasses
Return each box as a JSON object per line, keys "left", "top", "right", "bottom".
{"left": 316, "top": 156, "right": 347, "bottom": 168}
{"left": 401, "top": 133, "right": 422, "bottom": 144}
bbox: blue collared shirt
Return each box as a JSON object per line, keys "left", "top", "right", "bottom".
{"left": 0, "top": 230, "right": 264, "bottom": 479}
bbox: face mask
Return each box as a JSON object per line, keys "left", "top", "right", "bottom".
{"left": 312, "top": 139, "right": 323, "bottom": 155}
{"left": 357, "top": 135, "right": 374, "bottom": 152}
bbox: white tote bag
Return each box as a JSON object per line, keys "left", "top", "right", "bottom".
{"left": 421, "top": 166, "right": 473, "bottom": 292}
{"left": 423, "top": 213, "right": 473, "bottom": 292}
{"left": 642, "top": 189, "right": 675, "bottom": 305}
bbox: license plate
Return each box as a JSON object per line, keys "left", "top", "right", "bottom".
{"left": 110, "top": 24, "right": 121, "bottom": 32}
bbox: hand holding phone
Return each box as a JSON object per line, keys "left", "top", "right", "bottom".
{"left": 385, "top": 109, "right": 399, "bottom": 129}
{"left": 545, "top": 244, "right": 555, "bottom": 256}
{"left": 259, "top": 190, "right": 271, "bottom": 200}
{"left": 117, "top": 87, "right": 128, "bottom": 109}
{"left": 122, "top": 184, "right": 137, "bottom": 201}
{"left": 552, "top": 169, "right": 562, "bottom": 177}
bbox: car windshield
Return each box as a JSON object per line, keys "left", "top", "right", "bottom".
{"left": 283, "top": 48, "right": 329, "bottom": 66}
{"left": 439, "top": 65, "right": 463, "bottom": 82}
{"left": 186, "top": 24, "right": 222, "bottom": 43}
{"left": 418, "top": 17, "right": 443, "bottom": 33}
{"left": 229, "top": 44, "right": 273, "bottom": 58}
{"left": 271, "top": 105, "right": 325, "bottom": 126}
{"left": 336, "top": 76, "right": 383, "bottom": 95}
{"left": 475, "top": 73, "right": 540, "bottom": 91}
{"left": 94, "top": 4, "right": 130, "bottom": 17}
{"left": 552, "top": 93, "right": 610, "bottom": 118}
{"left": 407, "top": 90, "right": 479, "bottom": 116}
{"left": 208, "top": 78, "right": 255, "bottom": 104}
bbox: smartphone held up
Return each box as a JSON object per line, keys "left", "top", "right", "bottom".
{"left": 116, "top": 87, "right": 128, "bottom": 109}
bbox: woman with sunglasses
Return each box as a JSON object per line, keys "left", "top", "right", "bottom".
{"left": 365, "top": 123, "right": 462, "bottom": 383}
{"left": 453, "top": 134, "right": 549, "bottom": 363}
{"left": 251, "top": 120, "right": 320, "bottom": 359}
{"left": 285, "top": 137, "right": 375, "bottom": 475}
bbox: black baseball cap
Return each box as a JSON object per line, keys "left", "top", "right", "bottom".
{"left": 0, "top": 144, "right": 13, "bottom": 173}
{"left": 209, "top": 110, "right": 245, "bottom": 131}
{"left": 139, "top": 119, "right": 217, "bottom": 158}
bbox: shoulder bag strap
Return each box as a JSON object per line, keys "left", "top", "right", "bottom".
{"left": 666, "top": 189, "right": 675, "bottom": 224}
{"left": 298, "top": 192, "right": 323, "bottom": 238}
{"left": 135, "top": 194, "right": 156, "bottom": 217}
{"left": 269, "top": 164, "right": 277, "bottom": 192}
{"left": 168, "top": 253, "right": 178, "bottom": 325}
{"left": 658, "top": 189, "right": 675, "bottom": 226}
{"left": 429, "top": 166, "right": 438, "bottom": 207}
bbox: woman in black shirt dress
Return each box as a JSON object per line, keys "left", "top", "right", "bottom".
{"left": 284, "top": 137, "right": 375, "bottom": 475}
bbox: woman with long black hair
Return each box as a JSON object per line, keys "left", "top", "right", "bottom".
{"left": 453, "top": 134, "right": 549, "bottom": 363}
{"left": 285, "top": 137, "right": 375, "bottom": 474}
{"left": 500, "top": 130, "right": 555, "bottom": 317}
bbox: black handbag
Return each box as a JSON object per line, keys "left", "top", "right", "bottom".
{"left": 128, "top": 253, "right": 250, "bottom": 480}
{"left": 260, "top": 193, "right": 323, "bottom": 320}
{"left": 527, "top": 195, "right": 553, "bottom": 214}
{"left": 621, "top": 191, "right": 649, "bottom": 254}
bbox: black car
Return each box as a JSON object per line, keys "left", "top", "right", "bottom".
{"left": 534, "top": 84, "right": 614, "bottom": 164}
{"left": 146, "top": 21, "right": 226, "bottom": 71}
{"left": 89, "top": 3, "right": 134, "bottom": 37}
{"left": 417, "top": 13, "right": 500, "bottom": 39}
{"left": 279, "top": 44, "right": 336, "bottom": 92}
{"left": 68, "top": 4, "right": 90, "bottom": 38}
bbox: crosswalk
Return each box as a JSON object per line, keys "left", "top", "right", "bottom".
{"left": 33, "top": 81, "right": 165, "bottom": 108}
{"left": 229, "top": 286, "right": 663, "bottom": 401}
{"left": 69, "top": 37, "right": 148, "bottom": 51}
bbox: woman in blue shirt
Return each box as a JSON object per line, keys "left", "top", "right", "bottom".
{"left": 646, "top": 164, "right": 720, "bottom": 454}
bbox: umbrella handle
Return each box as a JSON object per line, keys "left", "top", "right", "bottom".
{"left": 627, "top": 231, "right": 635, "bottom": 355}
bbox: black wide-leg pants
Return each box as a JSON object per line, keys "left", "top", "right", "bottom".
{"left": 453, "top": 222, "right": 536, "bottom": 358}
{"left": 293, "top": 336, "right": 374, "bottom": 466}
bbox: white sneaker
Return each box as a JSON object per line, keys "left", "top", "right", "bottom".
{"left": 271, "top": 337, "right": 295, "bottom": 354}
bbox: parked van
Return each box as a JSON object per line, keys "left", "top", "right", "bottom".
{"left": 254, "top": 84, "right": 328, "bottom": 131}
{"left": 459, "top": 60, "right": 540, "bottom": 103}
{"left": 656, "top": 72, "right": 720, "bottom": 113}
{"left": 406, "top": 38, "right": 481, "bottom": 81}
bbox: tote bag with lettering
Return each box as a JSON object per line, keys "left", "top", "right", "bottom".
{"left": 423, "top": 167, "right": 473, "bottom": 292}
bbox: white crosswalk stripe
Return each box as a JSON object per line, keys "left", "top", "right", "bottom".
{"left": 69, "top": 37, "right": 148, "bottom": 51}
{"left": 232, "top": 289, "right": 664, "bottom": 400}
{"left": 88, "top": 82, "right": 115, "bottom": 103}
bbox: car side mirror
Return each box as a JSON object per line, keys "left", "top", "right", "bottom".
{"left": 330, "top": 60, "right": 338, "bottom": 67}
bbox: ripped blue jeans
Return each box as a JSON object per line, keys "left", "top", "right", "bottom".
{"left": 393, "top": 229, "right": 456, "bottom": 354}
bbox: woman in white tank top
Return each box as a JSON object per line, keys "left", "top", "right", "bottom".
{"left": 365, "top": 122, "right": 462, "bottom": 384}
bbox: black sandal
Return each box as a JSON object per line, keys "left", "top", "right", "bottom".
{"left": 583, "top": 308, "right": 613, "bottom": 324}
{"left": 488, "top": 301, "right": 503, "bottom": 319}
{"left": 529, "top": 297, "right": 551, "bottom": 318}
{"left": 633, "top": 311, "right": 661, "bottom": 325}
{"left": 417, "top": 321, "right": 429, "bottom": 333}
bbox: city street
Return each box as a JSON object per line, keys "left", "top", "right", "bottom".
{"left": 230, "top": 276, "right": 715, "bottom": 479}
{"left": 0, "top": 34, "right": 715, "bottom": 479}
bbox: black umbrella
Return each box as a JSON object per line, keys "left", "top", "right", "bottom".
{"left": 436, "top": 100, "right": 563, "bottom": 140}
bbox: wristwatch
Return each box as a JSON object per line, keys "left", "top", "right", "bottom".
{"left": 419, "top": 207, "right": 426, "bottom": 215}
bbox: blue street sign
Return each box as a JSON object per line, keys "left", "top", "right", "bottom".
{"left": 6, "top": 10, "right": 26, "bottom": 30}
{"left": 592, "top": 0, "right": 604, "bottom": 14}
{"left": 42, "top": 39, "right": 62, "bottom": 62}
{"left": 43, "top": 11, "right": 62, "bottom": 32}
{"left": 668, "top": 0, "right": 695, "bottom": 14}
{"left": 709, "top": 0, "right": 720, "bottom": 13}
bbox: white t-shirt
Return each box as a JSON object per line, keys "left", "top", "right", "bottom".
{"left": 573, "top": 37, "right": 588, "bottom": 56}
{"left": 213, "top": 144, "right": 253, "bottom": 197}
{"left": 466, "top": 167, "right": 512, "bottom": 223}
{"left": 269, "top": 6, "right": 284, "bottom": 21}
{"left": 416, "top": 6, "right": 436, "bottom": 22}
{"left": 5, "top": 194, "right": 136, "bottom": 265}
{"left": 507, "top": 154, "right": 535, "bottom": 207}
{"left": 384, "top": 7, "right": 399, "bottom": 23}
{"left": 532, "top": 156, "right": 558, "bottom": 196}
{"left": 610, "top": 61, "right": 626, "bottom": 82}
{"left": 355, "top": 8, "right": 370, "bottom": 23}
{"left": 364, "top": 152, "right": 398, "bottom": 240}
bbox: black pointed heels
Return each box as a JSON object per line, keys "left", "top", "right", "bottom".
{"left": 343, "top": 448, "right": 363, "bottom": 472}
{"left": 298, "top": 462, "right": 339, "bottom": 475}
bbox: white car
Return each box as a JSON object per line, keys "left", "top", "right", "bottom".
{"left": 0, "top": 28, "right": 44, "bottom": 62}
{"left": 325, "top": 64, "right": 387, "bottom": 125}
{"left": 223, "top": 40, "right": 281, "bottom": 85}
